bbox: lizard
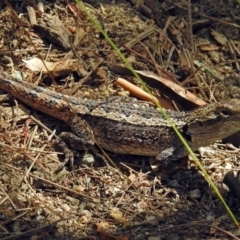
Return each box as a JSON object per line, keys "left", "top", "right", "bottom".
{"left": 0, "top": 71, "right": 240, "bottom": 172}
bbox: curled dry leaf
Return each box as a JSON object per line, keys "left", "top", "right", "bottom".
{"left": 132, "top": 70, "right": 207, "bottom": 107}
{"left": 111, "top": 65, "right": 206, "bottom": 109}
{"left": 23, "top": 57, "right": 78, "bottom": 77}
{"left": 115, "top": 77, "right": 175, "bottom": 110}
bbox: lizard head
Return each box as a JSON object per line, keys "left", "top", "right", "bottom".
{"left": 183, "top": 98, "right": 240, "bottom": 146}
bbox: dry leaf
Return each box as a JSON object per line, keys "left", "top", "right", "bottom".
{"left": 112, "top": 65, "right": 206, "bottom": 108}
{"left": 23, "top": 57, "right": 78, "bottom": 77}
{"left": 199, "top": 44, "right": 219, "bottom": 51}
{"left": 109, "top": 209, "right": 130, "bottom": 226}
{"left": 74, "top": 185, "right": 85, "bottom": 192}
{"left": 23, "top": 57, "right": 55, "bottom": 72}
{"left": 210, "top": 29, "right": 228, "bottom": 46}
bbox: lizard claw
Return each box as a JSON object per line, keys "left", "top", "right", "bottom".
{"left": 54, "top": 137, "right": 75, "bottom": 173}
{"left": 55, "top": 148, "right": 74, "bottom": 173}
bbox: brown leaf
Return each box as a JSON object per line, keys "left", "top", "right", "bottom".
{"left": 210, "top": 29, "right": 228, "bottom": 46}
{"left": 199, "top": 44, "right": 219, "bottom": 51}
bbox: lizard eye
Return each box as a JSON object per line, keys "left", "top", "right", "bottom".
{"left": 219, "top": 109, "right": 230, "bottom": 117}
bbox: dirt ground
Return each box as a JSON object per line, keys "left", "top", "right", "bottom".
{"left": 1, "top": 0, "right": 240, "bottom": 239}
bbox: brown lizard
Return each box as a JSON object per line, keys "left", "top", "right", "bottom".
{"left": 0, "top": 71, "right": 240, "bottom": 171}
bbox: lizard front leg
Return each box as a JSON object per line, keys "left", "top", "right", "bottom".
{"left": 55, "top": 115, "right": 95, "bottom": 171}
{"left": 150, "top": 144, "right": 190, "bottom": 173}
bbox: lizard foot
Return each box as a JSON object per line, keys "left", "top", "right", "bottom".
{"left": 54, "top": 131, "right": 95, "bottom": 172}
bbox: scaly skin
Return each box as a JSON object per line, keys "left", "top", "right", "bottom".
{"left": 0, "top": 72, "right": 240, "bottom": 171}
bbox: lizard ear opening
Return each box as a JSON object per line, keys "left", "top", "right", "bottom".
{"left": 182, "top": 120, "right": 207, "bottom": 142}
{"left": 182, "top": 124, "right": 192, "bottom": 141}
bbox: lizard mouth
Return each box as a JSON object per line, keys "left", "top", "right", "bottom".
{"left": 184, "top": 115, "right": 240, "bottom": 143}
